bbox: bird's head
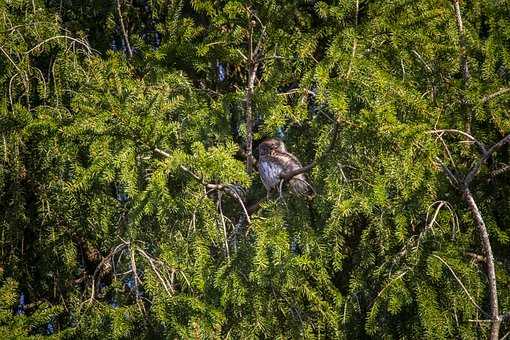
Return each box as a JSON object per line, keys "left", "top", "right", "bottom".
{"left": 259, "top": 138, "right": 286, "bottom": 156}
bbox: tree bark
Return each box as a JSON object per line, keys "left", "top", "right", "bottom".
{"left": 245, "top": 61, "right": 258, "bottom": 174}
{"left": 462, "top": 188, "right": 500, "bottom": 340}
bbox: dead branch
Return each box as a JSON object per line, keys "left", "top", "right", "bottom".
{"left": 465, "top": 252, "right": 485, "bottom": 263}
{"left": 482, "top": 87, "right": 510, "bottom": 103}
{"left": 433, "top": 255, "right": 487, "bottom": 315}
{"left": 465, "top": 133, "right": 510, "bottom": 185}
{"left": 245, "top": 59, "right": 259, "bottom": 174}
{"left": 452, "top": 0, "right": 469, "bottom": 81}
{"left": 116, "top": 0, "right": 133, "bottom": 58}
{"left": 435, "top": 157, "right": 459, "bottom": 187}
{"left": 136, "top": 248, "right": 175, "bottom": 296}
{"left": 429, "top": 129, "right": 487, "bottom": 155}
{"left": 217, "top": 192, "right": 230, "bottom": 258}
{"left": 25, "top": 35, "right": 93, "bottom": 55}
{"left": 88, "top": 243, "right": 126, "bottom": 303}
{"left": 490, "top": 164, "right": 510, "bottom": 178}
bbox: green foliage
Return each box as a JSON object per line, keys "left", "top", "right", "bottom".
{"left": 0, "top": 0, "right": 509, "bottom": 338}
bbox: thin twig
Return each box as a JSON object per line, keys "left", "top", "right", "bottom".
{"left": 452, "top": 0, "right": 469, "bottom": 81}
{"left": 346, "top": 0, "right": 359, "bottom": 79}
{"left": 433, "top": 255, "right": 487, "bottom": 315}
{"left": 217, "top": 192, "right": 230, "bottom": 258}
{"left": 228, "top": 186, "right": 251, "bottom": 224}
{"left": 412, "top": 50, "right": 432, "bottom": 73}
{"left": 429, "top": 129, "right": 487, "bottom": 155}
{"left": 465, "top": 133, "right": 510, "bottom": 185}
{"left": 136, "top": 248, "right": 174, "bottom": 296}
{"left": 0, "top": 45, "right": 23, "bottom": 74}
{"left": 116, "top": 0, "right": 133, "bottom": 58}
{"left": 25, "top": 35, "right": 92, "bottom": 55}
{"left": 482, "top": 87, "right": 510, "bottom": 103}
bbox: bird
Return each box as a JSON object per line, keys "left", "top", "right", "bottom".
{"left": 257, "top": 138, "right": 314, "bottom": 198}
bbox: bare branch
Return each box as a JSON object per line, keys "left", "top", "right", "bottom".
{"left": 465, "top": 252, "right": 485, "bottom": 263}
{"left": 227, "top": 187, "right": 251, "bottom": 224}
{"left": 482, "top": 87, "right": 510, "bottom": 103}
{"left": 154, "top": 147, "right": 170, "bottom": 158}
{"left": 116, "top": 0, "right": 133, "bottom": 58}
{"left": 136, "top": 248, "right": 175, "bottom": 296}
{"left": 245, "top": 61, "right": 259, "bottom": 174}
{"left": 25, "top": 35, "right": 92, "bottom": 55}
{"left": 129, "top": 244, "right": 141, "bottom": 300}
{"left": 0, "top": 45, "right": 23, "bottom": 74}
{"left": 435, "top": 157, "right": 459, "bottom": 187}
{"left": 88, "top": 243, "right": 126, "bottom": 303}
{"left": 465, "top": 133, "right": 510, "bottom": 185}
{"left": 462, "top": 189, "right": 501, "bottom": 339}
{"left": 433, "top": 255, "right": 487, "bottom": 315}
{"left": 429, "top": 129, "right": 487, "bottom": 155}
{"left": 452, "top": 0, "right": 469, "bottom": 81}
{"left": 217, "top": 192, "right": 230, "bottom": 258}
{"left": 490, "top": 164, "right": 510, "bottom": 178}
{"left": 412, "top": 50, "right": 432, "bottom": 73}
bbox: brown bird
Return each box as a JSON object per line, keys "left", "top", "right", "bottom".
{"left": 257, "top": 138, "right": 314, "bottom": 198}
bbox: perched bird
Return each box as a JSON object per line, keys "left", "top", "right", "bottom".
{"left": 257, "top": 138, "right": 314, "bottom": 198}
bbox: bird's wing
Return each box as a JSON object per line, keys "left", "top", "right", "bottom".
{"left": 272, "top": 151, "right": 303, "bottom": 172}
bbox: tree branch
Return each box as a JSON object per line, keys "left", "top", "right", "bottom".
{"left": 116, "top": 0, "right": 133, "bottom": 58}
{"left": 490, "top": 164, "right": 510, "bottom": 178}
{"left": 280, "top": 122, "right": 340, "bottom": 181}
{"left": 433, "top": 254, "right": 487, "bottom": 316}
{"left": 465, "top": 133, "right": 510, "bottom": 185}
{"left": 25, "top": 35, "right": 93, "bottom": 55}
{"left": 482, "top": 87, "right": 510, "bottom": 103}
{"left": 435, "top": 132, "right": 510, "bottom": 339}
{"left": 245, "top": 60, "right": 258, "bottom": 174}
{"left": 452, "top": 0, "right": 469, "bottom": 81}
{"left": 462, "top": 188, "right": 501, "bottom": 339}
{"left": 429, "top": 129, "right": 487, "bottom": 155}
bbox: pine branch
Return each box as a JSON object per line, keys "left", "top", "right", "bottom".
{"left": 153, "top": 148, "right": 251, "bottom": 223}
{"left": 280, "top": 122, "right": 339, "bottom": 181}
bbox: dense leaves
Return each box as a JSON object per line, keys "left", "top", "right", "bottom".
{"left": 0, "top": 0, "right": 509, "bottom": 338}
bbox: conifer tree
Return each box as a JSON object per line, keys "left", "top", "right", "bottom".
{"left": 0, "top": 0, "right": 509, "bottom": 338}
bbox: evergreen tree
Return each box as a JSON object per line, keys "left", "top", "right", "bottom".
{"left": 0, "top": 0, "right": 509, "bottom": 338}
